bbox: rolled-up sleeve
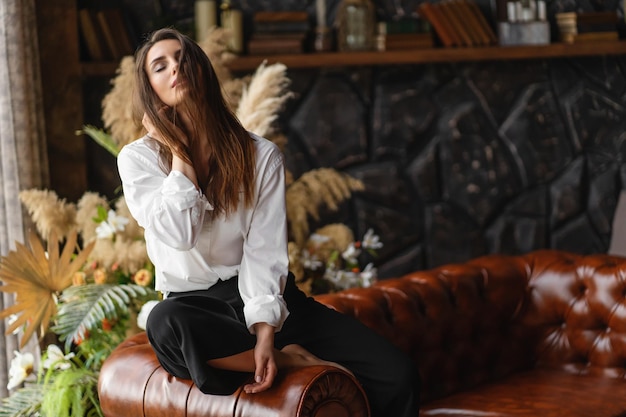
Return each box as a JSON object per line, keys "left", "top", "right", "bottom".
{"left": 238, "top": 150, "right": 290, "bottom": 333}
{"left": 118, "top": 141, "right": 212, "bottom": 250}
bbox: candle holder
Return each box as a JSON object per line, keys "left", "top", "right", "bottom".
{"left": 335, "top": 0, "right": 376, "bottom": 52}
{"left": 220, "top": 0, "right": 243, "bottom": 54}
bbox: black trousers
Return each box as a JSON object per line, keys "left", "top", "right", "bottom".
{"left": 146, "top": 274, "right": 420, "bottom": 417}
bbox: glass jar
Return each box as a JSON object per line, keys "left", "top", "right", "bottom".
{"left": 336, "top": 0, "right": 376, "bottom": 51}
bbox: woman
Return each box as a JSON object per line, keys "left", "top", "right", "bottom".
{"left": 117, "top": 27, "right": 419, "bottom": 416}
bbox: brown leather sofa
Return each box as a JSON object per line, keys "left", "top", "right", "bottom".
{"left": 98, "top": 250, "right": 626, "bottom": 416}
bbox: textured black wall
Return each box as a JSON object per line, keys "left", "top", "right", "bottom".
{"left": 110, "top": 0, "right": 626, "bottom": 277}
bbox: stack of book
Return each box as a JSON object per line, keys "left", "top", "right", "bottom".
{"left": 417, "top": 0, "right": 498, "bottom": 48}
{"left": 555, "top": 12, "right": 619, "bottom": 44}
{"left": 78, "top": 7, "right": 136, "bottom": 61}
{"left": 247, "top": 11, "right": 311, "bottom": 55}
{"left": 379, "top": 18, "right": 434, "bottom": 50}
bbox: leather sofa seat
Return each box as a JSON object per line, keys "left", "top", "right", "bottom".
{"left": 98, "top": 250, "right": 626, "bottom": 416}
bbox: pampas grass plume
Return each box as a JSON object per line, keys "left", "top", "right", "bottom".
{"left": 19, "top": 189, "right": 77, "bottom": 242}
{"left": 76, "top": 192, "right": 109, "bottom": 243}
{"left": 236, "top": 62, "right": 292, "bottom": 137}
{"left": 90, "top": 238, "right": 149, "bottom": 275}
{"left": 115, "top": 197, "right": 144, "bottom": 240}
{"left": 286, "top": 168, "right": 364, "bottom": 247}
{"left": 101, "top": 56, "right": 142, "bottom": 148}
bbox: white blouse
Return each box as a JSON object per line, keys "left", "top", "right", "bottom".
{"left": 117, "top": 133, "right": 290, "bottom": 334}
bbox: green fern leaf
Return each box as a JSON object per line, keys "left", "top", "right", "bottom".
{"left": 52, "top": 283, "right": 155, "bottom": 351}
{"left": 0, "top": 383, "right": 43, "bottom": 417}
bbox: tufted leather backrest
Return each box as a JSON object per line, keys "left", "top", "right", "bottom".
{"left": 314, "top": 249, "right": 626, "bottom": 403}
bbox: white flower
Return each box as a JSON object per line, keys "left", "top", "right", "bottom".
{"left": 96, "top": 210, "right": 129, "bottom": 239}
{"left": 42, "top": 344, "right": 75, "bottom": 371}
{"left": 137, "top": 300, "right": 160, "bottom": 330}
{"left": 341, "top": 243, "right": 361, "bottom": 265}
{"left": 301, "top": 249, "right": 323, "bottom": 270}
{"left": 362, "top": 228, "right": 383, "bottom": 250}
{"left": 308, "top": 233, "right": 331, "bottom": 246}
{"left": 333, "top": 270, "right": 361, "bottom": 290}
{"left": 7, "top": 351, "right": 34, "bottom": 390}
{"left": 359, "top": 263, "right": 378, "bottom": 287}
{"left": 107, "top": 209, "right": 129, "bottom": 231}
{"left": 95, "top": 221, "right": 116, "bottom": 239}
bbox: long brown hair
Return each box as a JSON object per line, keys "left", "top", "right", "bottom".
{"left": 133, "top": 28, "right": 255, "bottom": 216}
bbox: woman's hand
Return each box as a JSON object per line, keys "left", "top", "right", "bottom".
{"left": 243, "top": 323, "right": 277, "bottom": 394}
{"left": 143, "top": 110, "right": 200, "bottom": 189}
{"left": 142, "top": 109, "right": 189, "bottom": 149}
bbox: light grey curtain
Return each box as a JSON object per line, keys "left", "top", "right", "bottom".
{"left": 0, "top": 0, "right": 49, "bottom": 398}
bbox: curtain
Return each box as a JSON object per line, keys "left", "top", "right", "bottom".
{"left": 0, "top": 0, "right": 49, "bottom": 398}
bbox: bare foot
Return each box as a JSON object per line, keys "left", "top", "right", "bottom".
{"left": 281, "top": 344, "right": 354, "bottom": 377}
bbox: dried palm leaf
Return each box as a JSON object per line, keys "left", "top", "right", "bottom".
{"left": 0, "top": 230, "right": 95, "bottom": 348}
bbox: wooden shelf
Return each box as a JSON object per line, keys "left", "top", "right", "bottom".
{"left": 226, "top": 40, "right": 626, "bottom": 72}
{"left": 81, "top": 40, "right": 626, "bottom": 76}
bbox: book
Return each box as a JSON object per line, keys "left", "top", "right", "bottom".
{"left": 252, "top": 10, "right": 311, "bottom": 33}
{"left": 247, "top": 33, "right": 307, "bottom": 55}
{"left": 556, "top": 11, "right": 618, "bottom": 27}
{"left": 465, "top": 0, "right": 498, "bottom": 44}
{"left": 385, "top": 33, "right": 434, "bottom": 49}
{"left": 561, "top": 31, "right": 618, "bottom": 44}
{"left": 432, "top": 2, "right": 465, "bottom": 46}
{"left": 574, "top": 11, "right": 618, "bottom": 25}
{"left": 385, "top": 18, "right": 431, "bottom": 35}
{"left": 454, "top": 0, "right": 492, "bottom": 45}
{"left": 439, "top": 0, "right": 475, "bottom": 46}
{"left": 418, "top": 0, "right": 497, "bottom": 48}
{"left": 417, "top": 2, "right": 456, "bottom": 47}
{"left": 96, "top": 9, "right": 134, "bottom": 60}
{"left": 253, "top": 11, "right": 309, "bottom": 22}
{"left": 78, "top": 8, "right": 109, "bottom": 61}
{"left": 556, "top": 11, "right": 618, "bottom": 43}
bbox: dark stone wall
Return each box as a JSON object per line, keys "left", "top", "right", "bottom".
{"left": 280, "top": 57, "right": 626, "bottom": 278}
{"left": 104, "top": 0, "right": 626, "bottom": 278}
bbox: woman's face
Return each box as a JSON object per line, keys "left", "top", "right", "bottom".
{"left": 144, "top": 39, "right": 187, "bottom": 107}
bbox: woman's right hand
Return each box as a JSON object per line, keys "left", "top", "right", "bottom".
{"left": 143, "top": 110, "right": 200, "bottom": 189}
{"left": 142, "top": 109, "right": 190, "bottom": 149}
{"left": 142, "top": 112, "right": 159, "bottom": 141}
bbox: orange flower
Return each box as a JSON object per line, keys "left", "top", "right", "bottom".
{"left": 133, "top": 269, "right": 153, "bottom": 287}
{"left": 72, "top": 271, "right": 86, "bottom": 286}
{"left": 101, "top": 318, "right": 113, "bottom": 331}
{"left": 93, "top": 268, "right": 108, "bottom": 284}
{"left": 74, "top": 329, "right": 90, "bottom": 345}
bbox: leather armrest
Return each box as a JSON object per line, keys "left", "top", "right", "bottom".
{"left": 98, "top": 332, "right": 370, "bottom": 417}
